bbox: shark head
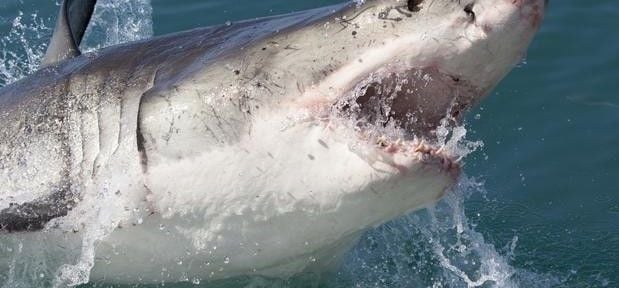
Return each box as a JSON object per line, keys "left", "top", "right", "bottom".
{"left": 128, "top": 0, "right": 546, "bottom": 280}
{"left": 246, "top": 0, "right": 547, "bottom": 214}
{"left": 302, "top": 0, "right": 546, "bottom": 137}
{"left": 253, "top": 0, "right": 545, "bottom": 236}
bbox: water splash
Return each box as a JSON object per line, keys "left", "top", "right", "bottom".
{"left": 0, "top": 1, "right": 153, "bottom": 287}
{"left": 51, "top": 2, "right": 154, "bottom": 286}
{"left": 82, "top": 0, "right": 153, "bottom": 51}
{"left": 333, "top": 175, "right": 562, "bottom": 288}
{"left": 434, "top": 118, "right": 484, "bottom": 163}
{"left": 52, "top": 176, "right": 139, "bottom": 287}
{"left": 0, "top": 0, "right": 153, "bottom": 88}
{"left": 0, "top": 11, "right": 51, "bottom": 87}
{"left": 353, "top": 0, "right": 367, "bottom": 7}
{"left": 425, "top": 181, "right": 518, "bottom": 288}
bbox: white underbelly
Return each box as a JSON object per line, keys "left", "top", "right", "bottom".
{"left": 84, "top": 114, "right": 452, "bottom": 283}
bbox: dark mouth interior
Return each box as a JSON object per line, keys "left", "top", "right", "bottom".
{"left": 335, "top": 67, "right": 478, "bottom": 140}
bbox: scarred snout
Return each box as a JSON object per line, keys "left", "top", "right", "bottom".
{"left": 511, "top": 0, "right": 546, "bottom": 28}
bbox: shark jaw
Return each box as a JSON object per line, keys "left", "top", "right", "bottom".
{"left": 295, "top": 65, "right": 472, "bottom": 184}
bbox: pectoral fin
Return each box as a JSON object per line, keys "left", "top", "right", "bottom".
{"left": 41, "top": 0, "right": 97, "bottom": 67}
{"left": 0, "top": 188, "right": 76, "bottom": 233}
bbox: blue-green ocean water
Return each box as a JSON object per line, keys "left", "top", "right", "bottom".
{"left": 0, "top": 0, "right": 617, "bottom": 287}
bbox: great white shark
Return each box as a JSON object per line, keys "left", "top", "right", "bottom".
{"left": 0, "top": 0, "right": 545, "bottom": 285}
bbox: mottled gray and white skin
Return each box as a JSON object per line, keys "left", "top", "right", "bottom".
{"left": 0, "top": 0, "right": 545, "bottom": 284}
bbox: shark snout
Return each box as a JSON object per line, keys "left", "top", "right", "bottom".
{"left": 513, "top": 0, "right": 546, "bottom": 27}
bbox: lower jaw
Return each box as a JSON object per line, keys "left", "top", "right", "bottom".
{"left": 358, "top": 130, "right": 462, "bottom": 179}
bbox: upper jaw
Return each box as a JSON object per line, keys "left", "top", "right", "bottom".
{"left": 332, "top": 65, "right": 482, "bottom": 140}
{"left": 331, "top": 63, "right": 481, "bottom": 136}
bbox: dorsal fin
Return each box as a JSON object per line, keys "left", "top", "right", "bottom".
{"left": 41, "top": 0, "right": 97, "bottom": 67}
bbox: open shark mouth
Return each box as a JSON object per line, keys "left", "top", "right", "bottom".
{"left": 331, "top": 66, "right": 482, "bottom": 175}
{"left": 335, "top": 66, "right": 480, "bottom": 139}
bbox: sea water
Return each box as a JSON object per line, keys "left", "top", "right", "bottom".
{"left": 0, "top": 0, "right": 617, "bottom": 287}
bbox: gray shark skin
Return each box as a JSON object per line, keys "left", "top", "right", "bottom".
{"left": 0, "top": 0, "right": 546, "bottom": 284}
{"left": 0, "top": 4, "right": 343, "bottom": 233}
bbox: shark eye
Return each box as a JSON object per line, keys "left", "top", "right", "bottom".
{"left": 464, "top": 3, "right": 476, "bottom": 22}
{"left": 407, "top": 0, "right": 423, "bottom": 12}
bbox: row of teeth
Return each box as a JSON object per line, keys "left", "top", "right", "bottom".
{"left": 374, "top": 135, "right": 432, "bottom": 152}
{"left": 376, "top": 135, "right": 402, "bottom": 147}
{"left": 352, "top": 128, "right": 461, "bottom": 168}
{"left": 374, "top": 135, "right": 462, "bottom": 167}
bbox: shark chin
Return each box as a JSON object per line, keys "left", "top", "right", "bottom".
{"left": 0, "top": 0, "right": 545, "bottom": 285}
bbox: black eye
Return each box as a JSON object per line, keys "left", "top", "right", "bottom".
{"left": 407, "top": 0, "right": 423, "bottom": 12}
{"left": 464, "top": 3, "right": 476, "bottom": 21}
